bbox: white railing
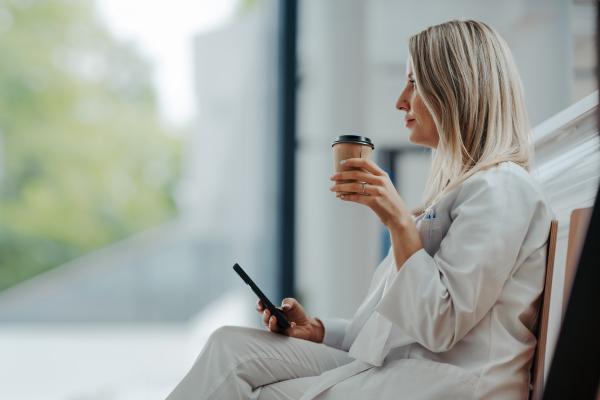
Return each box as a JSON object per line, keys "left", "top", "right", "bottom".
{"left": 531, "top": 90, "right": 599, "bottom": 378}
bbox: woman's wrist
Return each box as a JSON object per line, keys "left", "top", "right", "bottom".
{"left": 388, "top": 215, "right": 423, "bottom": 272}
{"left": 311, "top": 317, "right": 325, "bottom": 343}
{"left": 387, "top": 214, "right": 414, "bottom": 236}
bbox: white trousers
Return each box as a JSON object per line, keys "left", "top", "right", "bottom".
{"left": 166, "top": 326, "right": 354, "bottom": 400}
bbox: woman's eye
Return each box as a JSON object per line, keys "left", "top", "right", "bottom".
{"left": 409, "top": 80, "right": 416, "bottom": 89}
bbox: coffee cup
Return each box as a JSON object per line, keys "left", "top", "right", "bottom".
{"left": 332, "top": 135, "right": 375, "bottom": 197}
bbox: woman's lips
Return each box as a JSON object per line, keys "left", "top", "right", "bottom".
{"left": 405, "top": 118, "right": 415, "bottom": 127}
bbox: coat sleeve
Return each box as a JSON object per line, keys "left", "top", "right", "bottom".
{"left": 374, "top": 168, "right": 547, "bottom": 353}
{"left": 320, "top": 318, "right": 351, "bottom": 349}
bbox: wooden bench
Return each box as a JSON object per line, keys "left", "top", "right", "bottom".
{"left": 530, "top": 219, "right": 558, "bottom": 400}
{"left": 530, "top": 207, "right": 595, "bottom": 399}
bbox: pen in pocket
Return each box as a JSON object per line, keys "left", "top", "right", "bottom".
{"left": 425, "top": 209, "right": 436, "bottom": 236}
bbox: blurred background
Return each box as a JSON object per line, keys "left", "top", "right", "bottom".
{"left": 0, "top": 0, "right": 597, "bottom": 399}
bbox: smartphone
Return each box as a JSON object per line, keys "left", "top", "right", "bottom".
{"left": 233, "top": 263, "right": 291, "bottom": 330}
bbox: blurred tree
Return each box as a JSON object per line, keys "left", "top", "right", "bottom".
{"left": 0, "top": 0, "right": 181, "bottom": 291}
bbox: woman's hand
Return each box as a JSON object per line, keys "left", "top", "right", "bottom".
{"left": 330, "top": 158, "right": 412, "bottom": 228}
{"left": 330, "top": 158, "right": 424, "bottom": 271}
{"left": 255, "top": 298, "right": 324, "bottom": 343}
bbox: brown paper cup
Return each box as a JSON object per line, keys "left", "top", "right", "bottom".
{"left": 332, "top": 143, "right": 373, "bottom": 197}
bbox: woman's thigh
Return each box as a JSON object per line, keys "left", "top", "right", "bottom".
{"left": 316, "top": 358, "right": 478, "bottom": 400}
{"left": 167, "top": 326, "right": 352, "bottom": 400}
{"left": 257, "top": 377, "right": 319, "bottom": 400}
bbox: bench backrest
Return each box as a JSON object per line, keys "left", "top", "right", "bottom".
{"left": 530, "top": 219, "right": 558, "bottom": 400}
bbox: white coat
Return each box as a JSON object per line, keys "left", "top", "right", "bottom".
{"left": 300, "top": 161, "right": 554, "bottom": 400}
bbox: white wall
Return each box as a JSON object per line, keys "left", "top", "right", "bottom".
{"left": 296, "top": 0, "right": 381, "bottom": 318}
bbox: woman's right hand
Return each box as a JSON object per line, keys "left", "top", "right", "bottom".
{"left": 254, "top": 298, "right": 325, "bottom": 343}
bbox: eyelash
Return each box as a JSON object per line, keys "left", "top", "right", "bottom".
{"left": 409, "top": 80, "right": 416, "bottom": 88}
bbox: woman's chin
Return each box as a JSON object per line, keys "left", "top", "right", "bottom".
{"left": 408, "top": 134, "right": 435, "bottom": 149}
{"left": 408, "top": 131, "right": 424, "bottom": 146}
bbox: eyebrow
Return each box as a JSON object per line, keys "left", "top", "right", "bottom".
{"left": 407, "top": 72, "right": 414, "bottom": 80}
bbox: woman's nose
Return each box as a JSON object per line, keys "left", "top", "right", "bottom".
{"left": 396, "top": 96, "right": 409, "bottom": 111}
{"left": 396, "top": 87, "right": 410, "bottom": 111}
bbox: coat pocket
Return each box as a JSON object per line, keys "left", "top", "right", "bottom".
{"left": 399, "top": 358, "right": 479, "bottom": 391}
{"left": 345, "top": 358, "right": 479, "bottom": 400}
{"left": 416, "top": 218, "right": 443, "bottom": 257}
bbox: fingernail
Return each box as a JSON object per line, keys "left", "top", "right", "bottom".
{"left": 340, "top": 195, "right": 345, "bottom": 199}
{"left": 329, "top": 185, "right": 336, "bottom": 190}
{"left": 330, "top": 174, "right": 335, "bottom": 179}
{"left": 270, "top": 317, "right": 274, "bottom": 322}
{"left": 282, "top": 303, "right": 290, "bottom": 308}
{"left": 340, "top": 160, "right": 347, "bottom": 165}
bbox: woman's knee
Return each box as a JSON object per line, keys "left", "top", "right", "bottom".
{"left": 200, "top": 325, "right": 267, "bottom": 367}
{"left": 206, "top": 325, "right": 262, "bottom": 349}
{"left": 207, "top": 325, "right": 242, "bottom": 346}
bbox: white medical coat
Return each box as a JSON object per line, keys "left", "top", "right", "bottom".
{"left": 300, "top": 162, "right": 554, "bottom": 400}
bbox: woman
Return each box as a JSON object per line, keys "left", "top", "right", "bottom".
{"left": 167, "top": 19, "right": 554, "bottom": 400}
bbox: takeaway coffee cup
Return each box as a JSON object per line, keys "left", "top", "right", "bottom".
{"left": 332, "top": 135, "right": 375, "bottom": 197}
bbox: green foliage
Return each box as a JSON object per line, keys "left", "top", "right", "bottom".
{"left": 0, "top": 0, "right": 181, "bottom": 291}
{"left": 236, "top": 0, "right": 257, "bottom": 15}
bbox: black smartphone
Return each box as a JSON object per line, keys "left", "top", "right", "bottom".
{"left": 233, "top": 263, "right": 291, "bottom": 330}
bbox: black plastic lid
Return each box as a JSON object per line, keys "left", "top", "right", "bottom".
{"left": 332, "top": 135, "right": 374, "bottom": 149}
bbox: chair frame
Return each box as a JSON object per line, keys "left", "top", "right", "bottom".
{"left": 530, "top": 220, "right": 559, "bottom": 400}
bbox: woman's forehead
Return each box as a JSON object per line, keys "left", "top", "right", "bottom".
{"left": 406, "top": 57, "right": 414, "bottom": 79}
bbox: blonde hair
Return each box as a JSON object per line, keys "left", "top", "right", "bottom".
{"left": 409, "top": 19, "right": 532, "bottom": 214}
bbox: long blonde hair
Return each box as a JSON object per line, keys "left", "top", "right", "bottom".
{"left": 410, "top": 19, "right": 532, "bottom": 214}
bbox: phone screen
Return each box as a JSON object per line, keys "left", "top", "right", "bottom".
{"left": 233, "top": 263, "right": 291, "bottom": 329}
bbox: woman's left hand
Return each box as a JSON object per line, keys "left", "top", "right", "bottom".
{"left": 330, "top": 158, "right": 412, "bottom": 229}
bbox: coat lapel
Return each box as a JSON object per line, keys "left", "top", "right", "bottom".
{"left": 347, "top": 261, "right": 398, "bottom": 366}
{"left": 344, "top": 211, "right": 435, "bottom": 366}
